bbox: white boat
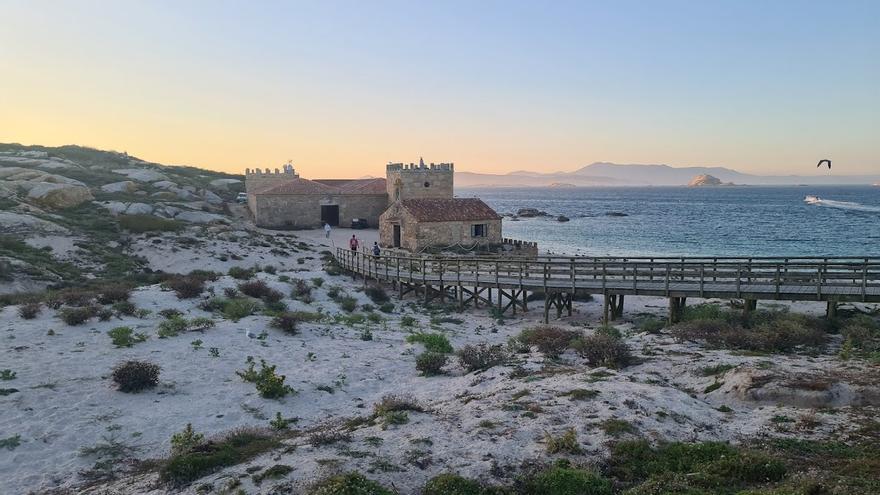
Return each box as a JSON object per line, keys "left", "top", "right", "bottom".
{"left": 804, "top": 195, "right": 821, "bottom": 203}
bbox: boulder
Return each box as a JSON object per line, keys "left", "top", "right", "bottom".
{"left": 124, "top": 203, "right": 154, "bottom": 215}
{"left": 112, "top": 168, "right": 170, "bottom": 183}
{"left": 516, "top": 208, "right": 548, "bottom": 218}
{"left": 202, "top": 190, "right": 223, "bottom": 204}
{"left": 96, "top": 201, "right": 129, "bottom": 215}
{"left": 101, "top": 181, "right": 138, "bottom": 193}
{"left": 169, "top": 186, "right": 200, "bottom": 201}
{"left": 174, "top": 211, "right": 229, "bottom": 224}
{"left": 150, "top": 191, "right": 178, "bottom": 200}
{"left": 26, "top": 183, "right": 93, "bottom": 208}
{"left": 152, "top": 180, "right": 177, "bottom": 190}
{"left": 0, "top": 211, "right": 69, "bottom": 235}
{"left": 556, "top": 215, "right": 570, "bottom": 222}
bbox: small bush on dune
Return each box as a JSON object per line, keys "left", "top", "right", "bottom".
{"left": 672, "top": 310, "right": 826, "bottom": 353}
{"left": 546, "top": 429, "right": 583, "bottom": 454}
{"left": 271, "top": 311, "right": 307, "bottom": 334}
{"left": 457, "top": 343, "right": 508, "bottom": 372}
{"left": 423, "top": 473, "right": 490, "bottom": 495}
{"left": 571, "top": 334, "right": 632, "bottom": 369}
{"left": 290, "top": 279, "right": 313, "bottom": 303}
{"left": 59, "top": 306, "right": 97, "bottom": 326}
{"left": 416, "top": 352, "right": 448, "bottom": 376}
{"left": 119, "top": 214, "right": 183, "bottom": 233}
{"left": 311, "top": 277, "right": 324, "bottom": 288}
{"left": 238, "top": 279, "right": 274, "bottom": 299}
{"left": 164, "top": 276, "right": 206, "bottom": 299}
{"left": 373, "top": 394, "right": 424, "bottom": 416}
{"left": 236, "top": 358, "right": 294, "bottom": 399}
{"left": 108, "top": 326, "right": 148, "bottom": 347}
{"left": 170, "top": 423, "right": 205, "bottom": 456}
{"left": 18, "top": 302, "right": 41, "bottom": 319}
{"left": 379, "top": 302, "right": 395, "bottom": 313}
{"left": 309, "top": 472, "right": 394, "bottom": 495}
{"left": 406, "top": 332, "right": 453, "bottom": 353}
{"left": 364, "top": 285, "right": 389, "bottom": 304}
{"left": 58, "top": 288, "right": 95, "bottom": 307}
{"left": 228, "top": 266, "right": 254, "bottom": 280}
{"left": 96, "top": 285, "right": 131, "bottom": 305}
{"left": 158, "top": 317, "right": 190, "bottom": 338}
{"left": 160, "top": 427, "right": 278, "bottom": 484}
{"left": 515, "top": 326, "right": 581, "bottom": 358}
{"left": 525, "top": 464, "right": 612, "bottom": 495}
{"left": 338, "top": 296, "right": 358, "bottom": 313}
{"left": 112, "top": 300, "right": 138, "bottom": 316}
{"left": 112, "top": 360, "right": 160, "bottom": 392}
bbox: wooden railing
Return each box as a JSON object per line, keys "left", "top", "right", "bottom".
{"left": 335, "top": 248, "right": 880, "bottom": 302}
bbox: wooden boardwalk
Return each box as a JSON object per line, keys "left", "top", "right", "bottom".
{"left": 335, "top": 249, "right": 880, "bottom": 323}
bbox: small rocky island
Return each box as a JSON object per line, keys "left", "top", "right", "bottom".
{"left": 687, "top": 174, "right": 733, "bottom": 187}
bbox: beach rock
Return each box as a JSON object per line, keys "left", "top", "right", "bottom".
{"left": 101, "top": 181, "right": 138, "bottom": 193}
{"left": 150, "top": 191, "right": 178, "bottom": 200}
{"left": 174, "top": 211, "right": 229, "bottom": 224}
{"left": 112, "top": 168, "right": 170, "bottom": 183}
{"left": 162, "top": 206, "right": 183, "bottom": 217}
{"left": 516, "top": 208, "right": 548, "bottom": 218}
{"left": 0, "top": 211, "right": 69, "bottom": 235}
{"left": 169, "top": 186, "right": 200, "bottom": 201}
{"left": 125, "top": 203, "right": 154, "bottom": 215}
{"left": 26, "top": 183, "right": 93, "bottom": 208}
{"left": 556, "top": 215, "right": 570, "bottom": 222}
{"left": 96, "top": 201, "right": 129, "bottom": 215}
{"left": 210, "top": 178, "right": 242, "bottom": 188}
{"left": 152, "top": 180, "right": 178, "bottom": 190}
{"left": 202, "top": 190, "right": 223, "bottom": 204}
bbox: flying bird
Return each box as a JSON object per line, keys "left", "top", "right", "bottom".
{"left": 817, "top": 159, "right": 832, "bottom": 169}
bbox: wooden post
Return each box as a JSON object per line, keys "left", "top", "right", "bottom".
{"left": 603, "top": 293, "right": 610, "bottom": 324}
{"left": 826, "top": 299, "right": 838, "bottom": 319}
{"left": 543, "top": 291, "right": 550, "bottom": 324}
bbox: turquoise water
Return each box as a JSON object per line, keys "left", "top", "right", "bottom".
{"left": 459, "top": 186, "right": 880, "bottom": 257}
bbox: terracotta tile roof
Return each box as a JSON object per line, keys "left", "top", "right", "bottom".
{"left": 399, "top": 198, "right": 500, "bottom": 222}
{"left": 258, "top": 178, "right": 338, "bottom": 195}
{"left": 259, "top": 177, "right": 387, "bottom": 195}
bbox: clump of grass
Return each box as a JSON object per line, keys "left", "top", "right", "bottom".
{"left": 400, "top": 315, "right": 417, "bottom": 327}
{"left": 457, "top": 343, "right": 508, "bottom": 372}
{"left": 416, "top": 352, "right": 448, "bottom": 376}
{"left": 238, "top": 279, "right": 283, "bottom": 303}
{"left": 373, "top": 394, "right": 424, "bottom": 416}
{"left": 118, "top": 214, "right": 182, "bottom": 233}
{"left": 236, "top": 357, "right": 295, "bottom": 399}
{"left": 290, "top": 278, "right": 313, "bottom": 303}
{"left": 163, "top": 276, "right": 206, "bottom": 299}
{"left": 514, "top": 325, "right": 581, "bottom": 358}
{"left": 108, "top": 326, "right": 148, "bottom": 347}
{"left": 639, "top": 317, "right": 666, "bottom": 334}
{"left": 698, "top": 363, "right": 736, "bottom": 376}
{"left": 18, "top": 302, "right": 41, "bottom": 319}
{"left": 406, "top": 332, "right": 453, "bottom": 353}
{"left": 111, "top": 360, "right": 160, "bottom": 393}
{"left": 96, "top": 285, "right": 131, "bottom": 305}
{"left": 170, "top": 423, "right": 204, "bottom": 456}
{"left": 379, "top": 302, "right": 395, "bottom": 313}
{"left": 160, "top": 427, "right": 279, "bottom": 484}
{"left": 253, "top": 464, "right": 293, "bottom": 484}
{"left": 227, "top": 266, "right": 255, "bottom": 280}
{"left": 561, "top": 388, "right": 600, "bottom": 401}
{"left": 525, "top": 463, "right": 612, "bottom": 495}
{"left": 309, "top": 472, "right": 393, "bottom": 495}
{"left": 423, "top": 473, "right": 500, "bottom": 495}
{"left": 546, "top": 429, "right": 583, "bottom": 454}
{"left": 59, "top": 306, "right": 97, "bottom": 326}
{"left": 201, "top": 297, "right": 262, "bottom": 321}
{"left": 0, "top": 369, "right": 16, "bottom": 380}
{"left": 364, "top": 285, "right": 389, "bottom": 304}
{"left": 600, "top": 418, "right": 637, "bottom": 436}
{"left": 672, "top": 308, "right": 827, "bottom": 353}
{"left": 570, "top": 334, "right": 632, "bottom": 368}
{"left": 157, "top": 316, "right": 215, "bottom": 338}
{"left": 0, "top": 434, "right": 21, "bottom": 450}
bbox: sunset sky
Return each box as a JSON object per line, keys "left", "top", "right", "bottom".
{"left": 1, "top": 0, "right": 878, "bottom": 178}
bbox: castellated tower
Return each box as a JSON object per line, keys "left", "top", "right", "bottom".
{"left": 244, "top": 163, "right": 300, "bottom": 194}
{"left": 385, "top": 157, "right": 454, "bottom": 201}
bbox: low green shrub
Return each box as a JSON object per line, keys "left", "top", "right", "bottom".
{"left": 525, "top": 464, "right": 611, "bottom": 495}
{"left": 406, "top": 332, "right": 453, "bottom": 353}
{"left": 639, "top": 317, "right": 666, "bottom": 334}
{"left": 118, "top": 214, "right": 183, "bottom": 233}
{"left": 416, "top": 352, "right": 448, "bottom": 376}
{"left": 672, "top": 311, "right": 826, "bottom": 353}
{"left": 338, "top": 296, "right": 358, "bottom": 313}
{"left": 59, "top": 306, "right": 97, "bottom": 326}
{"left": 379, "top": 302, "right": 395, "bottom": 313}
{"left": 108, "top": 326, "right": 148, "bottom": 347}
{"left": 18, "top": 302, "right": 41, "bottom": 319}
{"left": 545, "top": 429, "right": 582, "bottom": 454}
{"left": 309, "top": 472, "right": 394, "bottom": 495}
{"left": 423, "top": 473, "right": 485, "bottom": 495}
{"left": 236, "top": 358, "right": 295, "bottom": 399}
{"left": 400, "top": 315, "right": 417, "bottom": 327}
{"left": 96, "top": 285, "right": 131, "bottom": 304}
{"left": 458, "top": 343, "right": 508, "bottom": 372}
{"left": 163, "top": 276, "right": 206, "bottom": 299}
{"left": 160, "top": 427, "right": 278, "bottom": 484}
{"left": 364, "top": 285, "right": 389, "bottom": 304}
{"left": 111, "top": 360, "right": 160, "bottom": 392}
{"left": 571, "top": 334, "right": 632, "bottom": 368}
{"left": 515, "top": 326, "right": 581, "bottom": 357}
{"left": 228, "top": 266, "right": 254, "bottom": 280}
{"left": 170, "top": 423, "right": 205, "bottom": 456}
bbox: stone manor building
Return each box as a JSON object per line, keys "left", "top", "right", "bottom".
{"left": 245, "top": 159, "right": 506, "bottom": 252}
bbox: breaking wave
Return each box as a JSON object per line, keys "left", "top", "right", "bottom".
{"left": 805, "top": 197, "right": 880, "bottom": 213}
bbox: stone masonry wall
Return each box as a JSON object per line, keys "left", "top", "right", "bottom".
{"left": 386, "top": 167, "right": 453, "bottom": 201}
{"left": 254, "top": 194, "right": 388, "bottom": 229}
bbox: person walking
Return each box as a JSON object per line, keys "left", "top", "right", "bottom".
{"left": 371, "top": 242, "right": 381, "bottom": 257}
{"left": 349, "top": 234, "right": 359, "bottom": 252}
{"left": 324, "top": 222, "right": 331, "bottom": 238}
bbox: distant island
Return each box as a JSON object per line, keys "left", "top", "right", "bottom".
{"left": 687, "top": 174, "right": 734, "bottom": 187}
{"left": 455, "top": 162, "right": 880, "bottom": 188}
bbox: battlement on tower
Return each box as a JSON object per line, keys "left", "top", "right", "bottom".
{"left": 386, "top": 158, "right": 454, "bottom": 200}
{"left": 244, "top": 164, "right": 300, "bottom": 193}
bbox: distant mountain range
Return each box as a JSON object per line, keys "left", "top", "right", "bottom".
{"left": 456, "top": 162, "right": 880, "bottom": 187}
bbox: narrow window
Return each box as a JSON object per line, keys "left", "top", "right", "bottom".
{"left": 471, "top": 224, "right": 487, "bottom": 238}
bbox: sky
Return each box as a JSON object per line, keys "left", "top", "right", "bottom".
{"left": 1, "top": 0, "right": 878, "bottom": 178}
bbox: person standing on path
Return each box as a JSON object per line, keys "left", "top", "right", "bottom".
{"left": 324, "top": 223, "right": 331, "bottom": 238}
{"left": 349, "top": 234, "right": 359, "bottom": 252}
{"left": 372, "top": 242, "right": 380, "bottom": 257}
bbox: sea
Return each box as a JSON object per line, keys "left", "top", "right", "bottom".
{"left": 459, "top": 186, "right": 880, "bottom": 258}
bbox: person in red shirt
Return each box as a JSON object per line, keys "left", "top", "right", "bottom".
{"left": 349, "top": 235, "right": 359, "bottom": 252}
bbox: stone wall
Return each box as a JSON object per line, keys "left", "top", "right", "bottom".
{"left": 244, "top": 168, "right": 299, "bottom": 194}
{"left": 379, "top": 203, "right": 502, "bottom": 251}
{"left": 386, "top": 165, "right": 453, "bottom": 201}
{"left": 254, "top": 193, "right": 388, "bottom": 229}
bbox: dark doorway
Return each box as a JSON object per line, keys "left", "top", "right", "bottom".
{"left": 393, "top": 224, "right": 401, "bottom": 248}
{"left": 321, "top": 205, "right": 339, "bottom": 226}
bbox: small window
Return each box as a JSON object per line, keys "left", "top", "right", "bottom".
{"left": 471, "top": 224, "right": 487, "bottom": 238}
{"left": 423, "top": 181, "right": 430, "bottom": 187}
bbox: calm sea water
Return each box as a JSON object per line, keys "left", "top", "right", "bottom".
{"left": 459, "top": 186, "right": 880, "bottom": 257}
